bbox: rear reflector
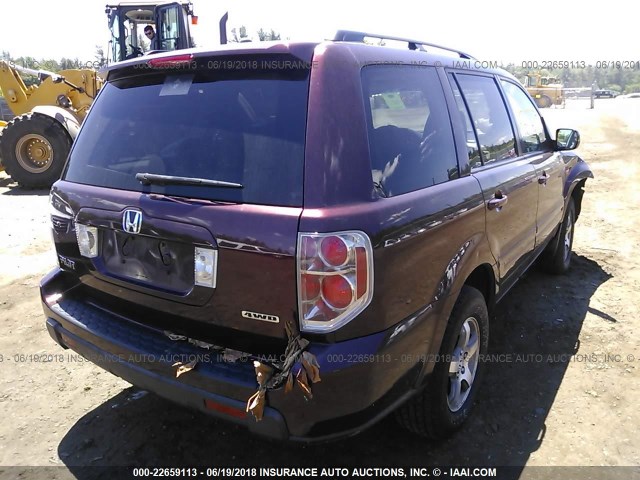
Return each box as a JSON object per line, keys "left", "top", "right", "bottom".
{"left": 204, "top": 399, "right": 247, "bottom": 419}
{"left": 297, "top": 231, "right": 374, "bottom": 333}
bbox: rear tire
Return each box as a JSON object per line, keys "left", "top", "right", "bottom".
{"left": 0, "top": 113, "right": 71, "bottom": 188}
{"left": 396, "top": 286, "right": 489, "bottom": 439}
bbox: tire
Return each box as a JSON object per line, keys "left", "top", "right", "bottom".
{"left": 541, "top": 198, "right": 575, "bottom": 275}
{"left": 396, "top": 286, "right": 489, "bottom": 439}
{"left": 0, "top": 113, "right": 72, "bottom": 188}
{"left": 536, "top": 95, "right": 552, "bottom": 108}
{"left": 0, "top": 97, "right": 14, "bottom": 122}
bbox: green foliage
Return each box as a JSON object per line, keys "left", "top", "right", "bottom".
{"left": 230, "top": 26, "right": 249, "bottom": 42}
{"left": 232, "top": 25, "right": 281, "bottom": 42}
{"left": 39, "top": 59, "right": 60, "bottom": 72}
{"left": 626, "top": 83, "right": 640, "bottom": 93}
{"left": 257, "top": 28, "right": 281, "bottom": 41}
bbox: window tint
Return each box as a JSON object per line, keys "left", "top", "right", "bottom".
{"left": 456, "top": 74, "right": 516, "bottom": 165}
{"left": 362, "top": 66, "right": 458, "bottom": 197}
{"left": 448, "top": 75, "right": 481, "bottom": 169}
{"left": 65, "top": 60, "right": 308, "bottom": 207}
{"left": 500, "top": 80, "right": 548, "bottom": 154}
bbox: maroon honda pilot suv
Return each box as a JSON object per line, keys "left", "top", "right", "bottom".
{"left": 41, "top": 31, "right": 592, "bottom": 441}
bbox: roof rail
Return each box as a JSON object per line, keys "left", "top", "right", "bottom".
{"left": 332, "top": 30, "right": 474, "bottom": 59}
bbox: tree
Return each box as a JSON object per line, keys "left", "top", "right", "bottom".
{"left": 14, "top": 56, "right": 38, "bottom": 69}
{"left": 59, "top": 58, "right": 73, "bottom": 70}
{"left": 257, "top": 28, "right": 281, "bottom": 41}
{"left": 230, "top": 26, "right": 249, "bottom": 42}
{"left": 39, "top": 59, "right": 60, "bottom": 72}
{"left": 94, "top": 45, "right": 106, "bottom": 68}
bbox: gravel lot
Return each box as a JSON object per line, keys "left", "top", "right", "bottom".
{"left": 0, "top": 97, "right": 638, "bottom": 480}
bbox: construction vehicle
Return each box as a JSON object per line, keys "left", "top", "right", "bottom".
{"left": 0, "top": 62, "right": 100, "bottom": 187}
{"left": 106, "top": 1, "right": 197, "bottom": 64}
{"left": 523, "top": 73, "right": 564, "bottom": 108}
{"left": 0, "top": 1, "right": 197, "bottom": 188}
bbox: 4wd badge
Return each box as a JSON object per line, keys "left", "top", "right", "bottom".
{"left": 242, "top": 311, "right": 280, "bottom": 323}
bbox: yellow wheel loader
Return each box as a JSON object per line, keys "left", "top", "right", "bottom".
{"left": 524, "top": 73, "right": 564, "bottom": 109}
{"left": 0, "top": 1, "right": 198, "bottom": 188}
{"left": 0, "top": 62, "right": 100, "bottom": 187}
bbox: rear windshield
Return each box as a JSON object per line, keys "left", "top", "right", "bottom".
{"left": 64, "top": 59, "right": 309, "bottom": 206}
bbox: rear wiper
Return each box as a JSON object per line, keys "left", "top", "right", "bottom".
{"left": 147, "top": 193, "right": 237, "bottom": 206}
{"left": 135, "top": 173, "right": 243, "bottom": 189}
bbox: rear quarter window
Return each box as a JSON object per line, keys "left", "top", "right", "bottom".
{"left": 362, "top": 66, "right": 458, "bottom": 197}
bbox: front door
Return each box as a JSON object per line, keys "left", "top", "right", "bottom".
{"left": 499, "top": 80, "right": 565, "bottom": 247}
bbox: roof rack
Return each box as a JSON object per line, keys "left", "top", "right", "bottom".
{"left": 332, "top": 30, "right": 474, "bottom": 60}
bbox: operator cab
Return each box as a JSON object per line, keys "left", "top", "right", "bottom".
{"left": 105, "top": 1, "right": 196, "bottom": 63}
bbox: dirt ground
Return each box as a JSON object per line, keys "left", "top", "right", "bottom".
{"left": 0, "top": 98, "right": 638, "bottom": 479}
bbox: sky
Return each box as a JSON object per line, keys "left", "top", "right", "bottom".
{"left": 0, "top": 0, "right": 637, "bottom": 65}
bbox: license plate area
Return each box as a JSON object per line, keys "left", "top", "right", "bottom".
{"left": 100, "top": 229, "right": 195, "bottom": 294}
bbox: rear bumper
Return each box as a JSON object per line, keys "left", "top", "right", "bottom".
{"left": 41, "top": 268, "right": 437, "bottom": 442}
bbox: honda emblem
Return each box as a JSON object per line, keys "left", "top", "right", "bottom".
{"left": 122, "top": 209, "right": 142, "bottom": 234}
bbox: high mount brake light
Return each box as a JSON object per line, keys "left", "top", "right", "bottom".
{"left": 147, "top": 54, "right": 194, "bottom": 68}
{"left": 297, "top": 231, "right": 374, "bottom": 333}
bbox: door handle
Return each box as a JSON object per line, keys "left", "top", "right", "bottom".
{"left": 538, "top": 171, "right": 549, "bottom": 185}
{"left": 488, "top": 192, "right": 508, "bottom": 211}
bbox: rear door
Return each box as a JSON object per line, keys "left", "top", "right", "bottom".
{"left": 155, "top": 3, "right": 191, "bottom": 51}
{"left": 499, "top": 80, "right": 565, "bottom": 247}
{"left": 449, "top": 73, "right": 538, "bottom": 288}
{"left": 61, "top": 54, "right": 311, "bottom": 347}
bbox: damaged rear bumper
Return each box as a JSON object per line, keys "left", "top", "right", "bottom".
{"left": 41, "top": 268, "right": 434, "bottom": 442}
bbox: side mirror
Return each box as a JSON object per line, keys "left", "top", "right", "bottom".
{"left": 556, "top": 128, "right": 580, "bottom": 150}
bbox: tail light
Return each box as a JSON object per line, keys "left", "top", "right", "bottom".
{"left": 297, "top": 231, "right": 374, "bottom": 333}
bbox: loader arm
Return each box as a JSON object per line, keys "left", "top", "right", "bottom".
{"left": 0, "top": 60, "right": 33, "bottom": 116}
{"left": 0, "top": 61, "right": 100, "bottom": 121}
